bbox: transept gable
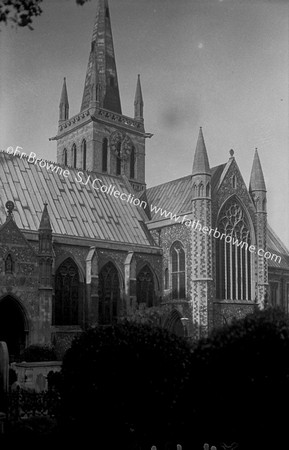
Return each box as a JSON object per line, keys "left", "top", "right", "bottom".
{"left": 212, "top": 157, "right": 256, "bottom": 230}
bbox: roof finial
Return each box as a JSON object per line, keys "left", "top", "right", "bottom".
{"left": 5, "top": 200, "right": 14, "bottom": 221}
{"left": 229, "top": 149, "right": 234, "bottom": 158}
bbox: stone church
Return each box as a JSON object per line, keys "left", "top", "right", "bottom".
{"left": 0, "top": 0, "right": 288, "bottom": 359}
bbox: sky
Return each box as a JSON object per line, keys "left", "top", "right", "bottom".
{"left": 0, "top": 0, "right": 288, "bottom": 247}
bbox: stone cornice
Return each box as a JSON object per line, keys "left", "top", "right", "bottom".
{"left": 54, "top": 107, "right": 145, "bottom": 140}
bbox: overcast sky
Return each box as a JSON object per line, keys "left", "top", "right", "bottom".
{"left": 0, "top": 0, "right": 288, "bottom": 247}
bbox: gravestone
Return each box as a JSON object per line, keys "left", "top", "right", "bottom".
{"left": 0, "top": 342, "right": 9, "bottom": 393}
{"left": 0, "top": 341, "right": 9, "bottom": 401}
{"left": 0, "top": 341, "right": 9, "bottom": 433}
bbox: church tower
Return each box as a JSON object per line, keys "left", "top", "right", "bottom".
{"left": 54, "top": 0, "right": 147, "bottom": 192}
{"left": 191, "top": 128, "right": 213, "bottom": 339}
{"left": 249, "top": 149, "right": 268, "bottom": 308}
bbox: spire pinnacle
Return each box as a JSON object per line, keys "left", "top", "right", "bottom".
{"left": 39, "top": 203, "right": 52, "bottom": 231}
{"left": 59, "top": 77, "right": 69, "bottom": 122}
{"left": 134, "top": 74, "right": 144, "bottom": 121}
{"left": 81, "top": 0, "right": 122, "bottom": 113}
{"left": 192, "top": 127, "right": 210, "bottom": 175}
{"left": 249, "top": 149, "right": 266, "bottom": 192}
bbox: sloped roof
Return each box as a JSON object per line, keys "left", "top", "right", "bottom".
{"left": 147, "top": 164, "right": 226, "bottom": 221}
{"left": 267, "top": 224, "right": 289, "bottom": 270}
{"left": 0, "top": 151, "right": 155, "bottom": 247}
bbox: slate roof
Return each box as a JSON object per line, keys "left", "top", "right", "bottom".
{"left": 267, "top": 224, "right": 289, "bottom": 270}
{"left": 0, "top": 151, "right": 155, "bottom": 247}
{"left": 147, "top": 164, "right": 226, "bottom": 221}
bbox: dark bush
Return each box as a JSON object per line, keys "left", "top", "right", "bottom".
{"left": 186, "top": 307, "right": 289, "bottom": 449}
{"left": 9, "top": 367, "right": 17, "bottom": 386}
{"left": 20, "top": 345, "right": 57, "bottom": 362}
{"left": 47, "top": 370, "right": 63, "bottom": 392}
{"left": 60, "top": 321, "right": 192, "bottom": 448}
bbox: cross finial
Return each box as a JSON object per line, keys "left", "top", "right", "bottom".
{"left": 5, "top": 200, "right": 14, "bottom": 220}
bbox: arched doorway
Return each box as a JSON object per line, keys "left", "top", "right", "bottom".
{"left": 98, "top": 262, "right": 120, "bottom": 325}
{"left": 0, "top": 296, "right": 27, "bottom": 361}
{"left": 164, "top": 310, "right": 186, "bottom": 338}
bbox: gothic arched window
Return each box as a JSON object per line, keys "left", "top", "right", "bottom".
{"left": 192, "top": 183, "right": 198, "bottom": 197}
{"left": 130, "top": 146, "right": 135, "bottom": 179}
{"left": 82, "top": 139, "right": 86, "bottom": 170}
{"left": 5, "top": 254, "right": 14, "bottom": 274}
{"left": 171, "top": 242, "right": 186, "bottom": 299}
{"left": 198, "top": 182, "right": 204, "bottom": 197}
{"left": 137, "top": 265, "right": 154, "bottom": 307}
{"left": 54, "top": 258, "right": 79, "bottom": 325}
{"left": 116, "top": 141, "right": 121, "bottom": 175}
{"left": 63, "top": 148, "right": 67, "bottom": 166}
{"left": 216, "top": 198, "right": 252, "bottom": 301}
{"left": 102, "top": 138, "right": 108, "bottom": 172}
{"left": 72, "top": 143, "right": 77, "bottom": 168}
{"left": 98, "top": 262, "right": 120, "bottom": 325}
{"left": 206, "top": 182, "right": 210, "bottom": 197}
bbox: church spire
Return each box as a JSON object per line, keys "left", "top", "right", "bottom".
{"left": 192, "top": 127, "right": 210, "bottom": 175}
{"left": 134, "top": 74, "right": 144, "bottom": 122}
{"left": 59, "top": 77, "right": 69, "bottom": 122}
{"left": 81, "top": 0, "right": 122, "bottom": 114}
{"left": 249, "top": 149, "right": 266, "bottom": 193}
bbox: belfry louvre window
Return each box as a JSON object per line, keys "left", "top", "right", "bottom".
{"left": 82, "top": 139, "right": 87, "bottom": 170}
{"left": 130, "top": 146, "right": 135, "bottom": 179}
{"left": 72, "top": 143, "right": 77, "bottom": 168}
{"left": 116, "top": 141, "right": 121, "bottom": 175}
{"left": 102, "top": 138, "right": 108, "bottom": 172}
{"left": 55, "top": 258, "right": 79, "bottom": 325}
{"left": 171, "top": 241, "right": 186, "bottom": 299}
{"left": 216, "top": 198, "right": 252, "bottom": 300}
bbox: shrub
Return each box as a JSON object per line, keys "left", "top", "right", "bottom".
{"left": 20, "top": 345, "right": 57, "bottom": 362}
{"left": 9, "top": 367, "right": 17, "bottom": 386}
{"left": 60, "top": 321, "right": 192, "bottom": 448}
{"left": 47, "top": 370, "right": 63, "bottom": 392}
{"left": 186, "top": 308, "right": 289, "bottom": 449}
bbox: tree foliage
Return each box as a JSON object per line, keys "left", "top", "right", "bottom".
{"left": 60, "top": 321, "right": 192, "bottom": 448}
{"left": 186, "top": 307, "right": 289, "bottom": 448}
{"left": 0, "top": 0, "right": 91, "bottom": 30}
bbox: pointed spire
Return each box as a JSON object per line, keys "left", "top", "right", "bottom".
{"left": 39, "top": 203, "right": 52, "bottom": 231}
{"left": 81, "top": 0, "right": 122, "bottom": 114}
{"left": 192, "top": 127, "right": 210, "bottom": 175}
{"left": 59, "top": 77, "right": 69, "bottom": 122}
{"left": 249, "top": 149, "right": 266, "bottom": 192}
{"left": 134, "top": 74, "right": 144, "bottom": 121}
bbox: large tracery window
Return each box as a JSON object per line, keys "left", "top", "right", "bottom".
{"left": 216, "top": 198, "right": 252, "bottom": 300}
{"left": 137, "top": 265, "right": 154, "bottom": 307}
{"left": 171, "top": 241, "right": 186, "bottom": 299}
{"left": 98, "top": 262, "right": 120, "bottom": 325}
{"left": 55, "top": 258, "right": 79, "bottom": 325}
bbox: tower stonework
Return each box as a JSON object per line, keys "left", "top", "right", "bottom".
{"left": 249, "top": 149, "right": 268, "bottom": 308}
{"left": 191, "top": 128, "right": 213, "bottom": 339}
{"left": 54, "top": 0, "right": 147, "bottom": 192}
